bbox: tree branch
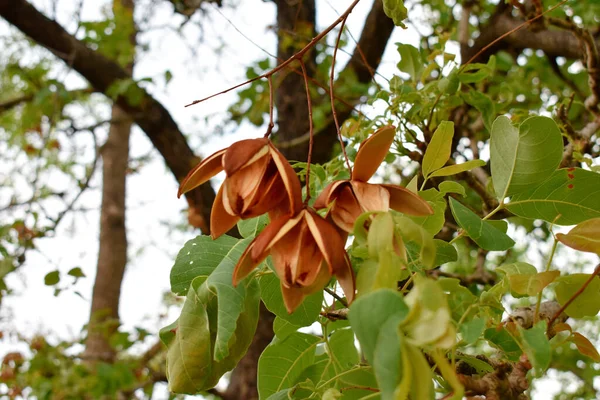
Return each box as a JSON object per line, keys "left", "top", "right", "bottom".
{"left": 0, "top": 0, "right": 216, "bottom": 232}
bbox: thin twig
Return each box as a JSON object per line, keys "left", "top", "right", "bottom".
{"left": 547, "top": 264, "right": 600, "bottom": 331}
{"left": 461, "top": 0, "right": 569, "bottom": 68}
{"left": 324, "top": 287, "right": 348, "bottom": 307}
{"left": 329, "top": 17, "right": 352, "bottom": 173}
{"left": 264, "top": 76, "right": 275, "bottom": 138}
{"left": 185, "top": 0, "right": 362, "bottom": 107}
{"left": 299, "top": 59, "right": 314, "bottom": 204}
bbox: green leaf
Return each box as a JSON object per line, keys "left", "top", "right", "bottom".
{"left": 408, "top": 195, "right": 446, "bottom": 236}
{"left": 328, "top": 328, "right": 359, "bottom": 370}
{"left": 170, "top": 235, "right": 240, "bottom": 295}
{"left": 259, "top": 272, "right": 322, "bottom": 327}
{"left": 348, "top": 289, "right": 409, "bottom": 364}
{"left": 508, "top": 271, "right": 560, "bottom": 296}
{"left": 461, "top": 91, "right": 494, "bottom": 132}
{"left": 460, "top": 317, "right": 485, "bottom": 344}
{"left": 396, "top": 43, "right": 423, "bottom": 81}
{"left": 484, "top": 327, "right": 521, "bottom": 361}
{"left": 449, "top": 198, "right": 515, "bottom": 251}
{"left": 163, "top": 268, "right": 260, "bottom": 393}
{"left": 555, "top": 274, "right": 600, "bottom": 318}
{"left": 490, "top": 116, "right": 563, "bottom": 199}
{"left": 438, "top": 278, "right": 477, "bottom": 322}
{"left": 273, "top": 317, "right": 300, "bottom": 340}
{"left": 44, "top": 270, "right": 60, "bottom": 286}
{"left": 257, "top": 332, "right": 321, "bottom": 399}
{"left": 372, "top": 315, "right": 405, "bottom": 399}
{"left": 395, "top": 215, "right": 436, "bottom": 268}
{"left": 422, "top": 121, "right": 454, "bottom": 178}
{"left": 237, "top": 214, "right": 269, "bottom": 238}
{"left": 497, "top": 262, "right": 537, "bottom": 276}
{"left": 433, "top": 240, "right": 458, "bottom": 266}
{"left": 404, "top": 342, "right": 434, "bottom": 400}
{"left": 556, "top": 217, "right": 600, "bottom": 254}
{"left": 383, "top": 0, "right": 408, "bottom": 28}
{"left": 439, "top": 181, "right": 466, "bottom": 197}
{"left": 428, "top": 160, "right": 486, "bottom": 178}
{"left": 458, "top": 56, "right": 495, "bottom": 83}
{"left": 520, "top": 321, "right": 551, "bottom": 373}
{"left": 455, "top": 354, "right": 494, "bottom": 375}
{"left": 506, "top": 168, "right": 600, "bottom": 225}
{"left": 67, "top": 267, "right": 85, "bottom": 278}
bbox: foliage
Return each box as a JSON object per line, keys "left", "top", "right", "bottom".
{"left": 2, "top": 0, "right": 600, "bottom": 399}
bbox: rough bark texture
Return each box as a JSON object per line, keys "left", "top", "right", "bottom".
{"left": 83, "top": 0, "right": 135, "bottom": 362}
{"left": 0, "top": 0, "right": 216, "bottom": 233}
{"left": 274, "top": 0, "right": 317, "bottom": 162}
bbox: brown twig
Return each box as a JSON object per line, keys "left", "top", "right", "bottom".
{"left": 185, "top": 0, "right": 362, "bottom": 108}
{"left": 264, "top": 76, "right": 275, "bottom": 138}
{"left": 324, "top": 287, "right": 348, "bottom": 307}
{"left": 547, "top": 264, "right": 600, "bottom": 332}
{"left": 329, "top": 17, "right": 352, "bottom": 173}
{"left": 461, "top": 0, "right": 569, "bottom": 68}
{"left": 299, "top": 59, "right": 314, "bottom": 204}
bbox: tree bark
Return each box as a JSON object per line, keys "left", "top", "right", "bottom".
{"left": 83, "top": 0, "right": 134, "bottom": 362}
{"left": 274, "top": 0, "right": 317, "bottom": 162}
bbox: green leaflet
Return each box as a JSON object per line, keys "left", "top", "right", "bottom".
{"left": 259, "top": 272, "right": 322, "bottom": 327}
{"left": 161, "top": 237, "right": 261, "bottom": 394}
{"left": 422, "top": 121, "right": 454, "bottom": 178}
{"left": 449, "top": 198, "right": 515, "bottom": 251}
{"left": 396, "top": 43, "right": 423, "bottom": 81}
{"left": 505, "top": 168, "right": 600, "bottom": 225}
{"left": 170, "top": 234, "right": 240, "bottom": 295}
{"left": 555, "top": 274, "right": 600, "bottom": 318}
{"left": 348, "top": 289, "right": 409, "bottom": 365}
{"left": 520, "top": 321, "right": 551, "bottom": 374}
{"left": 428, "top": 160, "right": 486, "bottom": 178}
{"left": 237, "top": 214, "right": 269, "bottom": 238}
{"left": 258, "top": 332, "right": 321, "bottom": 399}
{"left": 383, "top": 0, "right": 408, "bottom": 28}
{"left": 490, "top": 116, "right": 563, "bottom": 200}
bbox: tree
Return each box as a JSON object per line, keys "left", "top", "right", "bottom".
{"left": 1, "top": 0, "right": 600, "bottom": 399}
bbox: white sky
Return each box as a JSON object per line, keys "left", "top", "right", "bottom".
{"left": 0, "top": 0, "right": 594, "bottom": 398}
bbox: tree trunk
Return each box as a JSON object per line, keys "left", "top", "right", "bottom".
{"left": 83, "top": 0, "right": 135, "bottom": 362}
{"left": 274, "top": 0, "right": 317, "bottom": 161}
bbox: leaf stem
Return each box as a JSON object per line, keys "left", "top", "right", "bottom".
{"left": 534, "top": 237, "right": 558, "bottom": 323}
{"left": 330, "top": 17, "right": 352, "bottom": 174}
{"left": 547, "top": 263, "right": 600, "bottom": 332}
{"left": 299, "top": 59, "right": 314, "bottom": 204}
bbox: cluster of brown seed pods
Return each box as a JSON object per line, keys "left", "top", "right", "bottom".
{"left": 178, "top": 125, "right": 433, "bottom": 312}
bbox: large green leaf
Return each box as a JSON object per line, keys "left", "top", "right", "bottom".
{"left": 170, "top": 234, "right": 239, "bottom": 295}
{"left": 372, "top": 315, "right": 405, "bottom": 400}
{"left": 449, "top": 198, "right": 515, "bottom": 251}
{"left": 554, "top": 274, "right": 600, "bottom": 318}
{"left": 259, "top": 272, "right": 322, "bottom": 327}
{"left": 348, "top": 289, "right": 409, "bottom": 365}
{"left": 505, "top": 168, "right": 600, "bottom": 225}
{"left": 490, "top": 116, "right": 562, "bottom": 199}
{"left": 162, "top": 253, "right": 260, "bottom": 394}
{"left": 328, "top": 328, "right": 359, "bottom": 371}
{"left": 422, "top": 121, "right": 454, "bottom": 178}
{"left": 258, "top": 332, "right": 321, "bottom": 399}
